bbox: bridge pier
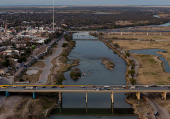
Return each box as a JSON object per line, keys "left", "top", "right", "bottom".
{"left": 6, "top": 91, "right": 9, "bottom": 97}
{"left": 111, "top": 92, "right": 114, "bottom": 104}
{"left": 86, "top": 103, "right": 87, "bottom": 114}
{"left": 136, "top": 92, "right": 140, "bottom": 100}
{"left": 161, "top": 92, "right": 167, "bottom": 100}
{"left": 86, "top": 92, "right": 87, "bottom": 104}
{"left": 111, "top": 103, "right": 113, "bottom": 114}
{"left": 33, "top": 92, "right": 36, "bottom": 99}
{"left": 59, "top": 92, "right": 62, "bottom": 104}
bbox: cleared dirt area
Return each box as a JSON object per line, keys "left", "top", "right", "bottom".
{"left": 30, "top": 61, "right": 46, "bottom": 68}
{"left": 0, "top": 96, "right": 23, "bottom": 119}
{"left": 22, "top": 70, "right": 43, "bottom": 83}
{"left": 35, "top": 45, "right": 48, "bottom": 56}
{"left": 0, "top": 94, "right": 58, "bottom": 119}
{"left": 41, "top": 46, "right": 58, "bottom": 60}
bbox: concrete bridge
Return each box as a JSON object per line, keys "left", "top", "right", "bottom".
{"left": 1, "top": 85, "right": 169, "bottom": 104}
{"left": 67, "top": 30, "right": 170, "bottom": 33}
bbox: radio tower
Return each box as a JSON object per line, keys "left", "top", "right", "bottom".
{"left": 53, "top": 0, "right": 54, "bottom": 30}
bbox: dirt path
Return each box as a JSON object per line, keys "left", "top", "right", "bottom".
{"left": 151, "top": 99, "right": 170, "bottom": 119}
{"left": 129, "top": 55, "right": 139, "bottom": 83}
{"left": 0, "top": 96, "right": 23, "bottom": 119}
{"left": 38, "top": 38, "right": 66, "bottom": 84}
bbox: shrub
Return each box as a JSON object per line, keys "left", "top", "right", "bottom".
{"left": 99, "top": 32, "right": 103, "bottom": 36}
{"left": 70, "top": 67, "right": 81, "bottom": 80}
{"left": 130, "top": 78, "right": 136, "bottom": 85}
{"left": 62, "top": 43, "right": 68, "bottom": 47}
{"left": 19, "top": 79, "right": 24, "bottom": 82}
{"left": 114, "top": 43, "right": 120, "bottom": 48}
{"left": 126, "top": 52, "right": 130, "bottom": 57}
{"left": 128, "top": 69, "right": 135, "bottom": 76}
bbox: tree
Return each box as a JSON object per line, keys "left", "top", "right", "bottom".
{"left": 99, "top": 32, "right": 103, "bottom": 36}
{"left": 70, "top": 67, "right": 81, "bottom": 80}
{"left": 18, "top": 56, "right": 26, "bottom": 63}
{"left": 25, "top": 48, "right": 31, "bottom": 54}
{"left": 128, "top": 69, "right": 135, "bottom": 76}
{"left": 126, "top": 52, "right": 130, "bottom": 57}
{"left": 114, "top": 43, "right": 120, "bottom": 48}
{"left": 3, "top": 58, "right": 10, "bottom": 67}
{"left": 130, "top": 78, "right": 136, "bottom": 85}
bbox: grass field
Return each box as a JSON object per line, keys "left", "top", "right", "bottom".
{"left": 109, "top": 39, "right": 170, "bottom": 85}
{"left": 104, "top": 34, "right": 170, "bottom": 40}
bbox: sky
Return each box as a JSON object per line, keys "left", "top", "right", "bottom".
{"left": 1, "top": 0, "right": 170, "bottom": 6}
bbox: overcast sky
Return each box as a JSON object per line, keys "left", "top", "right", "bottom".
{"left": 1, "top": 0, "right": 170, "bottom": 6}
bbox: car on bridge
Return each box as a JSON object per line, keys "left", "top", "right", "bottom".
{"left": 150, "top": 84, "right": 157, "bottom": 87}
{"left": 52, "top": 86, "right": 57, "bottom": 88}
{"left": 1, "top": 86, "right": 7, "bottom": 88}
{"left": 144, "top": 85, "right": 149, "bottom": 88}
{"left": 96, "top": 87, "right": 102, "bottom": 91}
{"left": 60, "top": 86, "right": 64, "bottom": 88}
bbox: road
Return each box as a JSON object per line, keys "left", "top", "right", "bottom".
{"left": 38, "top": 38, "right": 66, "bottom": 84}
{"left": 1, "top": 85, "right": 170, "bottom": 93}
{"left": 151, "top": 99, "right": 170, "bottom": 119}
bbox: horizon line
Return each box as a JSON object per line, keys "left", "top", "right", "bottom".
{"left": 1, "top": 5, "right": 170, "bottom": 7}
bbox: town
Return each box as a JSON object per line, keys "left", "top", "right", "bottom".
{"left": 1, "top": 3, "right": 170, "bottom": 119}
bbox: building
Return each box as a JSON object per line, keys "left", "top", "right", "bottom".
{"left": 32, "top": 37, "right": 48, "bottom": 44}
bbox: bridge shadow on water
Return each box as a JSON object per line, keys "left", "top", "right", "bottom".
{"left": 49, "top": 104, "right": 134, "bottom": 115}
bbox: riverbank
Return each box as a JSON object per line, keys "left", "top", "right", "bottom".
{"left": 95, "top": 35, "right": 156, "bottom": 118}
{"left": 126, "top": 94, "right": 154, "bottom": 119}
{"left": 48, "top": 34, "right": 80, "bottom": 84}
{"left": 101, "top": 34, "right": 170, "bottom": 118}
{"left": 103, "top": 38, "right": 170, "bottom": 85}
{"left": 0, "top": 94, "right": 58, "bottom": 119}
{"left": 97, "top": 37, "right": 132, "bottom": 84}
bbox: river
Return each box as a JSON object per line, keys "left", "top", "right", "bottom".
{"left": 46, "top": 32, "right": 138, "bottom": 119}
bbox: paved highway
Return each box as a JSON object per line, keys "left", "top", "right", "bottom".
{"left": 1, "top": 85, "right": 170, "bottom": 93}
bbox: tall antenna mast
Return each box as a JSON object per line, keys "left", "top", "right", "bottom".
{"left": 53, "top": 0, "right": 54, "bottom": 30}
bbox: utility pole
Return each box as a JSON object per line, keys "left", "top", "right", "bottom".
{"left": 53, "top": 0, "right": 54, "bottom": 30}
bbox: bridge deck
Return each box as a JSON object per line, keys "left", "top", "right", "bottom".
{"left": 0, "top": 85, "right": 170, "bottom": 93}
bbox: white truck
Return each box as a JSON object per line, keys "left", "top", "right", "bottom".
{"left": 131, "top": 86, "right": 136, "bottom": 89}
{"left": 25, "top": 87, "right": 33, "bottom": 90}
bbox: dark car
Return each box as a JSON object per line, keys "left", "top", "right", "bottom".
{"left": 22, "top": 86, "right": 26, "bottom": 88}
{"left": 52, "top": 86, "right": 57, "bottom": 88}
{"left": 92, "top": 86, "right": 96, "bottom": 88}
{"left": 42, "top": 86, "right": 46, "bottom": 88}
